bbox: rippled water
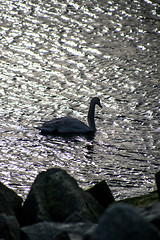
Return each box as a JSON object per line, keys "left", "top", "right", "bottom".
{"left": 0, "top": 0, "right": 160, "bottom": 200}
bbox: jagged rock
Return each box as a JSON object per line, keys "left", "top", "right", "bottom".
{"left": 20, "top": 168, "right": 104, "bottom": 226}
{"left": 0, "top": 182, "right": 23, "bottom": 216}
{"left": 21, "top": 221, "right": 96, "bottom": 240}
{"left": 86, "top": 180, "right": 115, "bottom": 208}
{"left": 90, "top": 203, "right": 160, "bottom": 240}
{"left": 0, "top": 213, "right": 20, "bottom": 240}
{"left": 155, "top": 171, "right": 160, "bottom": 200}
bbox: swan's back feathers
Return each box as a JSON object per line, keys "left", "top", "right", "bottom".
{"left": 38, "top": 117, "right": 91, "bottom": 134}
{"left": 38, "top": 97, "right": 102, "bottom": 135}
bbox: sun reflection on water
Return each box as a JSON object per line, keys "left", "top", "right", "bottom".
{"left": 0, "top": 0, "right": 159, "bottom": 199}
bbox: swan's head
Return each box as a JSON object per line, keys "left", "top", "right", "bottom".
{"left": 92, "top": 97, "right": 102, "bottom": 108}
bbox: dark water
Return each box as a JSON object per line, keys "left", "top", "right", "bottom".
{"left": 0, "top": 0, "right": 160, "bottom": 199}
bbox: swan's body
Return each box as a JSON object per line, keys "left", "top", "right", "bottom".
{"left": 38, "top": 97, "right": 102, "bottom": 134}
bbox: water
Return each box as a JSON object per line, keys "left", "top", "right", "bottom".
{"left": 0, "top": 0, "right": 160, "bottom": 200}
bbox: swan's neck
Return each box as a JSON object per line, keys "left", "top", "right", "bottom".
{"left": 87, "top": 101, "right": 96, "bottom": 131}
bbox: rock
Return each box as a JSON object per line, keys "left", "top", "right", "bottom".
{"left": 21, "top": 222, "right": 69, "bottom": 240}
{"left": 20, "top": 168, "right": 104, "bottom": 226}
{"left": 155, "top": 171, "right": 160, "bottom": 200}
{"left": 65, "top": 211, "right": 89, "bottom": 223}
{"left": 0, "top": 182, "right": 23, "bottom": 216}
{"left": 90, "top": 203, "right": 160, "bottom": 240}
{"left": 21, "top": 221, "right": 96, "bottom": 240}
{"left": 138, "top": 202, "right": 160, "bottom": 231}
{"left": 86, "top": 180, "right": 115, "bottom": 208}
{"left": 0, "top": 213, "right": 20, "bottom": 240}
{"left": 118, "top": 190, "right": 159, "bottom": 207}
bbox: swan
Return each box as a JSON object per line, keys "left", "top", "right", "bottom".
{"left": 38, "top": 97, "right": 102, "bottom": 134}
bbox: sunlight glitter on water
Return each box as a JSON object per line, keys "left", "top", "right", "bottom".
{"left": 0, "top": 0, "right": 159, "bottom": 200}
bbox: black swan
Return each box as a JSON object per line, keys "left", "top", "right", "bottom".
{"left": 38, "top": 97, "right": 102, "bottom": 134}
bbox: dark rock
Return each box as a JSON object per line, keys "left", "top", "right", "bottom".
{"left": 20, "top": 168, "right": 104, "bottom": 226}
{"left": 138, "top": 202, "right": 160, "bottom": 231}
{"left": 21, "top": 222, "right": 69, "bottom": 240}
{"left": 86, "top": 180, "right": 115, "bottom": 208}
{"left": 90, "top": 203, "right": 160, "bottom": 240}
{"left": 0, "top": 182, "right": 23, "bottom": 216}
{"left": 0, "top": 213, "right": 20, "bottom": 240}
{"left": 21, "top": 221, "right": 96, "bottom": 240}
{"left": 155, "top": 171, "right": 160, "bottom": 200}
{"left": 65, "top": 211, "right": 88, "bottom": 223}
{"left": 118, "top": 190, "right": 159, "bottom": 207}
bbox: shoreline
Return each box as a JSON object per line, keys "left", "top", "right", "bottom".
{"left": 118, "top": 190, "right": 159, "bottom": 207}
{"left": 0, "top": 168, "right": 159, "bottom": 240}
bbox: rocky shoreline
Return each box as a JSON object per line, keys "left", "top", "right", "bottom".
{"left": 0, "top": 168, "right": 160, "bottom": 240}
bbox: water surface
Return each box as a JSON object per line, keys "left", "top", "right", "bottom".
{"left": 0, "top": 0, "right": 160, "bottom": 199}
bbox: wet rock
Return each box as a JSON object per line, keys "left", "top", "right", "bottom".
{"left": 90, "top": 203, "right": 160, "bottom": 240}
{"left": 0, "top": 213, "right": 20, "bottom": 240}
{"left": 21, "top": 221, "right": 96, "bottom": 240}
{"left": 155, "top": 171, "right": 160, "bottom": 200}
{"left": 0, "top": 182, "right": 23, "bottom": 216}
{"left": 20, "top": 168, "right": 104, "bottom": 226}
{"left": 86, "top": 180, "right": 115, "bottom": 208}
